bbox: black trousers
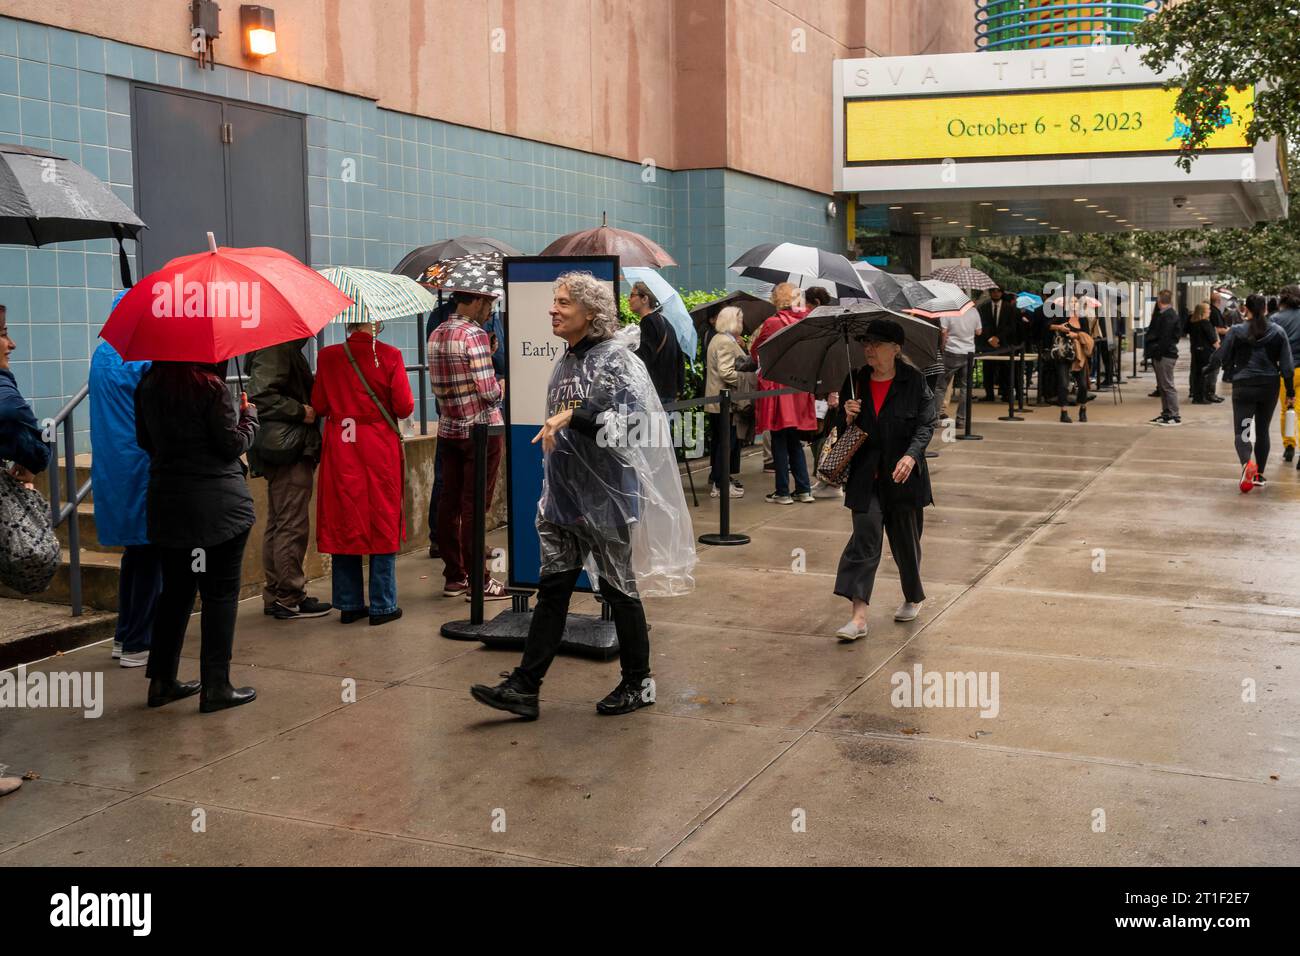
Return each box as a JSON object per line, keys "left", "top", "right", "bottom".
{"left": 707, "top": 411, "right": 740, "bottom": 488}
{"left": 1092, "top": 338, "right": 1114, "bottom": 384}
{"left": 834, "top": 496, "right": 925, "bottom": 605}
{"left": 1054, "top": 360, "right": 1087, "bottom": 407}
{"left": 147, "top": 529, "right": 250, "bottom": 687}
{"left": 1231, "top": 381, "right": 1280, "bottom": 473}
{"left": 513, "top": 568, "right": 650, "bottom": 692}
{"left": 116, "top": 544, "right": 161, "bottom": 653}
{"left": 1190, "top": 348, "right": 1213, "bottom": 401}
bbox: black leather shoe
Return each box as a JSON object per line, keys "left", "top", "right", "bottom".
{"left": 470, "top": 674, "right": 539, "bottom": 720}
{"left": 199, "top": 683, "right": 257, "bottom": 713}
{"left": 369, "top": 608, "right": 403, "bottom": 627}
{"left": 1210, "top": 395, "right": 1225, "bottom": 403}
{"left": 1285, "top": 447, "right": 1295, "bottom": 463}
{"left": 147, "top": 678, "right": 201, "bottom": 708}
{"left": 1078, "top": 405, "right": 1087, "bottom": 423}
{"left": 1059, "top": 410, "right": 1072, "bottom": 423}
{"left": 339, "top": 609, "right": 370, "bottom": 624}
{"left": 596, "top": 678, "right": 655, "bottom": 716}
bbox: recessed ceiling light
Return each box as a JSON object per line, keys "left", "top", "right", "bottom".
{"left": 1025, "top": 217, "right": 1038, "bottom": 222}
{"left": 996, "top": 207, "right": 1010, "bottom": 212}
{"left": 1086, "top": 204, "right": 1098, "bottom": 208}
{"left": 1073, "top": 198, "right": 1088, "bottom": 202}
{"left": 932, "top": 216, "right": 942, "bottom": 220}
{"left": 947, "top": 220, "right": 960, "bottom": 224}
{"left": 912, "top": 211, "right": 925, "bottom": 216}
{"left": 1011, "top": 213, "right": 1023, "bottom": 217}
{"left": 889, "top": 205, "right": 902, "bottom": 210}
{"left": 978, "top": 202, "right": 993, "bottom": 206}
{"left": 978, "top": 228, "right": 989, "bottom": 232}
{"left": 1116, "top": 218, "right": 1127, "bottom": 223}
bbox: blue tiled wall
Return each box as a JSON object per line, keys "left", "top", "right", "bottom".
{"left": 0, "top": 15, "right": 838, "bottom": 434}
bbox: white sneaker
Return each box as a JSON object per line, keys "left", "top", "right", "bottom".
{"left": 112, "top": 640, "right": 122, "bottom": 659}
{"left": 810, "top": 481, "right": 842, "bottom": 499}
{"left": 710, "top": 482, "right": 744, "bottom": 498}
{"left": 119, "top": 650, "right": 148, "bottom": 668}
{"left": 835, "top": 621, "right": 868, "bottom": 641}
{"left": 894, "top": 601, "right": 922, "bottom": 622}
{"left": 765, "top": 492, "right": 794, "bottom": 505}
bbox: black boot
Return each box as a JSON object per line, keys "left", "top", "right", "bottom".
{"left": 147, "top": 677, "right": 201, "bottom": 708}
{"left": 1060, "top": 409, "right": 1072, "bottom": 423}
{"left": 1079, "top": 405, "right": 1087, "bottom": 423}
{"left": 470, "top": 672, "right": 539, "bottom": 720}
{"left": 199, "top": 676, "right": 257, "bottom": 714}
{"left": 1285, "top": 446, "right": 1295, "bottom": 463}
{"left": 596, "top": 677, "right": 655, "bottom": 716}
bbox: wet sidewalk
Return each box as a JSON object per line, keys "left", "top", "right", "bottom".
{"left": 3, "top": 365, "right": 1298, "bottom": 866}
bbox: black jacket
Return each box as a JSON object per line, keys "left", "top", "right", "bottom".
{"left": 835, "top": 362, "right": 935, "bottom": 512}
{"left": 245, "top": 339, "right": 320, "bottom": 474}
{"left": 978, "top": 297, "right": 1019, "bottom": 349}
{"left": 633, "top": 310, "right": 684, "bottom": 403}
{"left": 135, "top": 363, "right": 259, "bottom": 549}
{"left": 1188, "top": 320, "right": 1218, "bottom": 355}
{"left": 1145, "top": 306, "right": 1181, "bottom": 360}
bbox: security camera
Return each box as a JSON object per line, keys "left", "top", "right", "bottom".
{"left": 1173, "top": 196, "right": 1188, "bottom": 209}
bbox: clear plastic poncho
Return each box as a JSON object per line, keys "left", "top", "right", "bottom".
{"left": 538, "top": 324, "right": 697, "bottom": 598}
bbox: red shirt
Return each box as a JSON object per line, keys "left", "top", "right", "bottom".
{"left": 869, "top": 376, "right": 893, "bottom": 416}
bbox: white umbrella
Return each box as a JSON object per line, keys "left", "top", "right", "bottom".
{"left": 623, "top": 266, "right": 697, "bottom": 358}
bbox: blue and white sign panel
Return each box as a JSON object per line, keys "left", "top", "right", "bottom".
{"left": 503, "top": 256, "right": 619, "bottom": 590}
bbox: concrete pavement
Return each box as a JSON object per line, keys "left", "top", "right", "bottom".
{"left": 2, "top": 364, "right": 1297, "bottom": 866}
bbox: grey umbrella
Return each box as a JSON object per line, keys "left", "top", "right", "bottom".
{"left": 852, "top": 262, "right": 940, "bottom": 313}
{"left": 755, "top": 303, "right": 941, "bottom": 399}
{"left": 0, "top": 142, "right": 144, "bottom": 285}
{"left": 392, "top": 236, "right": 523, "bottom": 282}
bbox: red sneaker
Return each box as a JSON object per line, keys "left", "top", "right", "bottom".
{"left": 1240, "top": 461, "right": 1258, "bottom": 493}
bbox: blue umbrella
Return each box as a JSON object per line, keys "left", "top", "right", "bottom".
{"left": 1016, "top": 292, "right": 1044, "bottom": 311}
{"left": 622, "top": 266, "right": 697, "bottom": 358}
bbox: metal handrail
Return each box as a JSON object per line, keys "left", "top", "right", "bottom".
{"left": 45, "top": 382, "right": 92, "bottom": 617}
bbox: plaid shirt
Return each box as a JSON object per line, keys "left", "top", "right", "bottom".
{"left": 428, "top": 316, "right": 503, "bottom": 440}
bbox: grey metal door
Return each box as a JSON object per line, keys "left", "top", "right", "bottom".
{"left": 131, "top": 87, "right": 227, "bottom": 274}
{"left": 226, "top": 103, "right": 308, "bottom": 260}
{"left": 131, "top": 86, "right": 308, "bottom": 275}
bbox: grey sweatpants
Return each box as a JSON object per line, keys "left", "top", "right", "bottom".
{"left": 1154, "top": 356, "right": 1180, "bottom": 419}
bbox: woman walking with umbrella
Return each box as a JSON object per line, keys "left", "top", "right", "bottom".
{"left": 831, "top": 318, "right": 935, "bottom": 641}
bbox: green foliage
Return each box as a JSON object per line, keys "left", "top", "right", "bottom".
{"left": 1135, "top": 0, "right": 1300, "bottom": 171}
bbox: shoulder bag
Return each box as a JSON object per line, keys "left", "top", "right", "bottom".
{"left": 0, "top": 470, "right": 60, "bottom": 595}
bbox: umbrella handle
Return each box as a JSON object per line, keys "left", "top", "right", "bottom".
{"left": 844, "top": 331, "right": 857, "bottom": 400}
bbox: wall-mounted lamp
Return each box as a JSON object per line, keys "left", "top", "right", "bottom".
{"left": 240, "top": 5, "right": 277, "bottom": 58}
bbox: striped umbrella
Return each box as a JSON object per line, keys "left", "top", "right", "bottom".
{"left": 928, "top": 264, "right": 997, "bottom": 290}
{"left": 730, "top": 242, "right": 867, "bottom": 299}
{"left": 317, "top": 266, "right": 439, "bottom": 324}
{"left": 903, "top": 279, "right": 975, "bottom": 320}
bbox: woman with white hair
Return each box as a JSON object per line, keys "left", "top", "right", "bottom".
{"left": 471, "top": 272, "right": 696, "bottom": 720}
{"left": 704, "top": 305, "right": 753, "bottom": 498}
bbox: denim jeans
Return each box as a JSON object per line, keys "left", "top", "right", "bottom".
{"left": 331, "top": 553, "right": 398, "bottom": 616}
{"left": 770, "top": 428, "right": 810, "bottom": 496}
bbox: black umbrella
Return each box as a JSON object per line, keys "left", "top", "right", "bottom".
{"left": 755, "top": 303, "right": 942, "bottom": 399}
{"left": 730, "top": 242, "right": 867, "bottom": 299}
{"left": 393, "top": 236, "right": 523, "bottom": 281}
{"left": 852, "top": 263, "right": 940, "bottom": 313}
{"left": 689, "top": 290, "right": 776, "bottom": 335}
{"left": 0, "top": 142, "right": 144, "bottom": 286}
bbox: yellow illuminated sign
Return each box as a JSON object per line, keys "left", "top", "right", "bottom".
{"left": 845, "top": 86, "right": 1253, "bottom": 165}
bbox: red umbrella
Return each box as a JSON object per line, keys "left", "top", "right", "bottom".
{"left": 539, "top": 213, "right": 676, "bottom": 268}
{"left": 100, "top": 234, "right": 352, "bottom": 362}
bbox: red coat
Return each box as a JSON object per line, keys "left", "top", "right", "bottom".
{"left": 312, "top": 332, "right": 414, "bottom": 555}
{"left": 752, "top": 309, "right": 817, "bottom": 434}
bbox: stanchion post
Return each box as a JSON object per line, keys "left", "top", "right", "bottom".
{"left": 998, "top": 350, "right": 1023, "bottom": 421}
{"left": 468, "top": 422, "right": 488, "bottom": 625}
{"left": 957, "top": 350, "right": 983, "bottom": 441}
{"left": 416, "top": 312, "right": 429, "bottom": 436}
{"left": 1015, "top": 346, "right": 1032, "bottom": 413}
{"left": 699, "top": 390, "right": 750, "bottom": 547}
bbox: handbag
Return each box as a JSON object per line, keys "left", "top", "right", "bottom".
{"left": 0, "top": 470, "right": 60, "bottom": 595}
{"left": 1049, "top": 331, "right": 1077, "bottom": 363}
{"left": 816, "top": 423, "right": 868, "bottom": 485}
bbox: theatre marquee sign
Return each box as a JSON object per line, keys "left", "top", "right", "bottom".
{"left": 832, "top": 45, "right": 1282, "bottom": 222}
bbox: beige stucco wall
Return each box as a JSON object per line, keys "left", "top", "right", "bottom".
{"left": 3, "top": 0, "right": 975, "bottom": 192}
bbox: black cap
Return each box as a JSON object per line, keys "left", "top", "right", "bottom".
{"left": 860, "top": 317, "right": 905, "bottom": 345}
